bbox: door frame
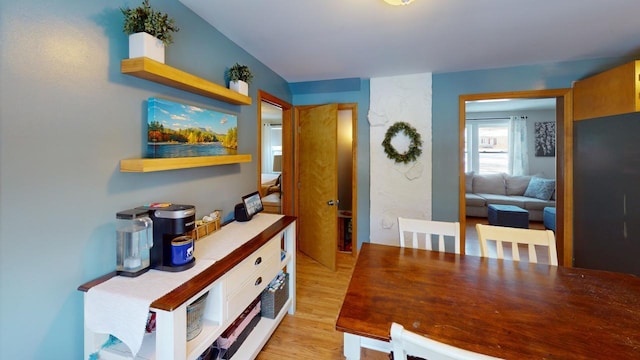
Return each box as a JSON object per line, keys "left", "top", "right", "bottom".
{"left": 257, "top": 91, "right": 293, "bottom": 215}
{"left": 458, "top": 89, "right": 573, "bottom": 266}
{"left": 294, "top": 103, "right": 358, "bottom": 257}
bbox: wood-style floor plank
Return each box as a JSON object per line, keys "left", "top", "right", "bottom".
{"left": 257, "top": 251, "right": 388, "bottom": 360}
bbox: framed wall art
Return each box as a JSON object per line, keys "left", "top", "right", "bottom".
{"left": 146, "top": 97, "right": 238, "bottom": 158}
{"left": 534, "top": 121, "right": 555, "bottom": 157}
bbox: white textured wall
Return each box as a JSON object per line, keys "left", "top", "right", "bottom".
{"left": 369, "top": 73, "right": 432, "bottom": 245}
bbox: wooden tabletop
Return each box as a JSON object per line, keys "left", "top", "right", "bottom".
{"left": 336, "top": 243, "right": 640, "bottom": 359}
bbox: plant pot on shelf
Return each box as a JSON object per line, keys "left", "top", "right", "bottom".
{"left": 229, "top": 80, "right": 249, "bottom": 96}
{"left": 129, "top": 32, "right": 165, "bottom": 63}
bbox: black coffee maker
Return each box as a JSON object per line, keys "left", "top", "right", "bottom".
{"left": 143, "top": 204, "right": 196, "bottom": 272}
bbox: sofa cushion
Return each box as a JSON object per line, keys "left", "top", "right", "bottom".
{"left": 465, "top": 171, "right": 474, "bottom": 193}
{"left": 505, "top": 175, "right": 532, "bottom": 196}
{"left": 465, "top": 193, "right": 486, "bottom": 207}
{"left": 477, "top": 193, "right": 525, "bottom": 208}
{"left": 521, "top": 197, "right": 556, "bottom": 211}
{"left": 472, "top": 173, "right": 506, "bottom": 195}
{"left": 524, "top": 176, "right": 556, "bottom": 201}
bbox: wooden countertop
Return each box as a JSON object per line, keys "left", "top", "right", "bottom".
{"left": 79, "top": 215, "right": 296, "bottom": 311}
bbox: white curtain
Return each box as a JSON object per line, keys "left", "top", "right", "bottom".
{"left": 509, "top": 116, "right": 529, "bottom": 175}
{"left": 262, "top": 123, "right": 273, "bottom": 172}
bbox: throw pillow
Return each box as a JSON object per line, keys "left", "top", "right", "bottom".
{"left": 524, "top": 176, "right": 556, "bottom": 201}
{"left": 465, "top": 171, "right": 474, "bottom": 193}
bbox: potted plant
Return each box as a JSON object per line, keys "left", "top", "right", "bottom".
{"left": 227, "top": 63, "right": 253, "bottom": 96}
{"left": 121, "top": 0, "right": 179, "bottom": 64}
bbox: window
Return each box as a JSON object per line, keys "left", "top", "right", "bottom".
{"left": 465, "top": 120, "right": 510, "bottom": 174}
{"left": 262, "top": 124, "right": 282, "bottom": 173}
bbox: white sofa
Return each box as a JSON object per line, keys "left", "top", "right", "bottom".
{"left": 465, "top": 172, "right": 555, "bottom": 221}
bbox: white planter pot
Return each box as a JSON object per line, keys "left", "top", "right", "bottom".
{"left": 128, "top": 32, "right": 165, "bottom": 63}
{"left": 229, "top": 80, "right": 249, "bottom": 96}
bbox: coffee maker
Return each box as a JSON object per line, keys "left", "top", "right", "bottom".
{"left": 144, "top": 204, "right": 196, "bottom": 272}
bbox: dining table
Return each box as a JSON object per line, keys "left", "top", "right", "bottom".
{"left": 335, "top": 242, "right": 640, "bottom": 359}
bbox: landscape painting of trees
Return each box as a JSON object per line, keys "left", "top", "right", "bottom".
{"left": 146, "top": 97, "right": 238, "bottom": 158}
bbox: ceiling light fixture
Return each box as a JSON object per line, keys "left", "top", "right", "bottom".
{"left": 384, "top": 0, "right": 415, "bottom": 5}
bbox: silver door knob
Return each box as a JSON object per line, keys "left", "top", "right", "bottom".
{"left": 327, "top": 200, "right": 335, "bottom": 206}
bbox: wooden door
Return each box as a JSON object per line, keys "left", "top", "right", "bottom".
{"left": 297, "top": 104, "right": 339, "bottom": 271}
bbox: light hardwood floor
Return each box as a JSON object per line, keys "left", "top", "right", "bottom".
{"left": 257, "top": 218, "right": 546, "bottom": 359}
{"left": 257, "top": 250, "right": 388, "bottom": 360}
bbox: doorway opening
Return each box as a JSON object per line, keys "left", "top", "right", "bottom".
{"left": 295, "top": 103, "right": 358, "bottom": 271}
{"left": 459, "top": 89, "right": 573, "bottom": 266}
{"left": 258, "top": 91, "right": 292, "bottom": 216}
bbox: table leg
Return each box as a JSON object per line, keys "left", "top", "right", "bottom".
{"left": 343, "top": 332, "right": 362, "bottom": 360}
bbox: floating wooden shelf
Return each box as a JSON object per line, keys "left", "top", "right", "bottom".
{"left": 121, "top": 57, "right": 252, "bottom": 106}
{"left": 120, "top": 154, "right": 252, "bottom": 172}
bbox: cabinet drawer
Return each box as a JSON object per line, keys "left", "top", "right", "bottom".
{"left": 226, "top": 237, "right": 280, "bottom": 294}
{"left": 226, "top": 254, "right": 281, "bottom": 319}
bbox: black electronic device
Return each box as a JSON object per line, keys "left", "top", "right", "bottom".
{"left": 142, "top": 204, "right": 196, "bottom": 272}
{"left": 234, "top": 191, "right": 263, "bottom": 222}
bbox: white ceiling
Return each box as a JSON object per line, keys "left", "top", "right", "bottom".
{"left": 179, "top": 0, "right": 640, "bottom": 83}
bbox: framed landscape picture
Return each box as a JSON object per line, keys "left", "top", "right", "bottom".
{"left": 146, "top": 97, "right": 238, "bottom": 158}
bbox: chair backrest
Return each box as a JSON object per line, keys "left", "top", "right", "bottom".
{"left": 390, "top": 322, "right": 503, "bottom": 360}
{"left": 475, "top": 224, "right": 558, "bottom": 265}
{"left": 398, "top": 217, "right": 461, "bottom": 254}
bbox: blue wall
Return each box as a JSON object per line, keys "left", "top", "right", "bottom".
{"left": 1, "top": 1, "right": 635, "bottom": 358}
{"left": 290, "top": 78, "right": 371, "bottom": 251}
{"left": 431, "top": 57, "right": 627, "bottom": 221}
{"left": 0, "top": 1, "right": 290, "bottom": 358}
{"left": 288, "top": 57, "right": 630, "bottom": 246}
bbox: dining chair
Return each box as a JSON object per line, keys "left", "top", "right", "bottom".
{"left": 398, "top": 217, "right": 461, "bottom": 254}
{"left": 475, "top": 224, "right": 558, "bottom": 265}
{"left": 390, "top": 322, "right": 503, "bottom": 360}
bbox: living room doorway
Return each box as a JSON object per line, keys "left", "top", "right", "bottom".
{"left": 459, "top": 89, "right": 573, "bottom": 266}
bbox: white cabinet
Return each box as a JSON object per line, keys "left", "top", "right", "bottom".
{"left": 79, "top": 214, "right": 296, "bottom": 360}
{"left": 225, "top": 239, "right": 281, "bottom": 321}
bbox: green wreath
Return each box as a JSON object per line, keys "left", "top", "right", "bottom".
{"left": 382, "top": 122, "right": 423, "bottom": 164}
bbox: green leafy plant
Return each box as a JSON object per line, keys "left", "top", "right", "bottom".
{"left": 121, "top": 0, "right": 179, "bottom": 46}
{"left": 227, "top": 63, "right": 254, "bottom": 84}
{"left": 382, "top": 122, "right": 423, "bottom": 164}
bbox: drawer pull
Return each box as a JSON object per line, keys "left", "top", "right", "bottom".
{"left": 255, "top": 257, "right": 262, "bottom": 266}
{"left": 255, "top": 277, "right": 262, "bottom": 286}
